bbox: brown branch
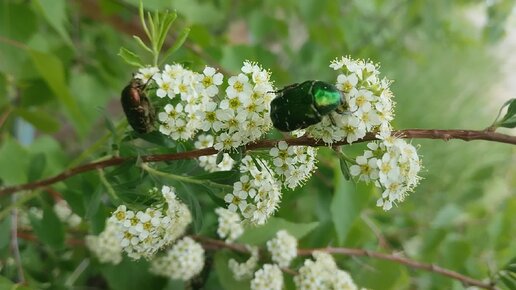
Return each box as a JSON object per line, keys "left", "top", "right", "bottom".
{"left": 15, "top": 231, "right": 496, "bottom": 288}
{"left": 194, "top": 236, "right": 495, "bottom": 290}
{"left": 297, "top": 247, "right": 496, "bottom": 290}
{"left": 0, "top": 129, "right": 515, "bottom": 196}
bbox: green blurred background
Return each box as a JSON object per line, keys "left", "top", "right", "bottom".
{"left": 0, "top": 0, "right": 515, "bottom": 289}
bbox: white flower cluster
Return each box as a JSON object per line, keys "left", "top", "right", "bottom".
{"left": 269, "top": 141, "right": 318, "bottom": 189}
{"left": 194, "top": 134, "right": 234, "bottom": 172}
{"left": 224, "top": 155, "right": 282, "bottom": 225}
{"left": 53, "top": 199, "right": 82, "bottom": 227}
{"left": 151, "top": 64, "right": 223, "bottom": 141}
{"left": 294, "top": 251, "right": 358, "bottom": 290}
{"left": 212, "top": 62, "right": 275, "bottom": 150}
{"left": 266, "top": 230, "right": 297, "bottom": 268}
{"left": 350, "top": 133, "right": 421, "bottom": 210}
{"left": 306, "top": 56, "right": 395, "bottom": 144}
{"left": 215, "top": 207, "right": 244, "bottom": 243}
{"left": 108, "top": 185, "right": 192, "bottom": 259}
{"left": 150, "top": 237, "right": 205, "bottom": 281}
{"left": 85, "top": 221, "right": 123, "bottom": 265}
{"left": 250, "top": 264, "right": 283, "bottom": 290}
{"left": 144, "top": 61, "right": 274, "bottom": 148}
{"left": 228, "top": 245, "right": 259, "bottom": 280}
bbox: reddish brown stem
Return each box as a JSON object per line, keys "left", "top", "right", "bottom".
{"left": 0, "top": 129, "right": 515, "bottom": 196}
{"left": 194, "top": 236, "right": 496, "bottom": 290}
{"left": 297, "top": 247, "right": 496, "bottom": 290}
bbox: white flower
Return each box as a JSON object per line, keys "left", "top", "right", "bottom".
{"left": 135, "top": 66, "right": 159, "bottom": 83}
{"left": 108, "top": 186, "right": 192, "bottom": 260}
{"left": 226, "top": 156, "right": 282, "bottom": 225}
{"left": 228, "top": 245, "right": 259, "bottom": 280}
{"left": 199, "top": 66, "right": 223, "bottom": 97}
{"left": 349, "top": 151, "right": 379, "bottom": 183}
{"left": 86, "top": 220, "right": 123, "bottom": 265}
{"left": 266, "top": 230, "right": 297, "bottom": 267}
{"left": 154, "top": 74, "right": 175, "bottom": 98}
{"left": 336, "top": 73, "right": 358, "bottom": 93}
{"left": 226, "top": 73, "right": 252, "bottom": 100}
{"left": 294, "top": 251, "right": 358, "bottom": 290}
{"left": 150, "top": 237, "right": 205, "bottom": 280}
{"left": 357, "top": 136, "right": 422, "bottom": 211}
{"left": 251, "top": 264, "right": 283, "bottom": 290}
{"left": 53, "top": 200, "right": 81, "bottom": 227}
{"left": 215, "top": 208, "right": 244, "bottom": 243}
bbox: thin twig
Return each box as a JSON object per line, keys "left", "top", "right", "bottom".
{"left": 0, "top": 129, "right": 514, "bottom": 196}
{"left": 297, "top": 247, "right": 496, "bottom": 290}
{"left": 194, "top": 236, "right": 495, "bottom": 290}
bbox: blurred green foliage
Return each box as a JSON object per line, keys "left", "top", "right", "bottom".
{"left": 0, "top": 0, "right": 515, "bottom": 289}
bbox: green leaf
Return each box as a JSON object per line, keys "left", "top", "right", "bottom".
{"left": 193, "top": 170, "right": 240, "bottom": 185}
{"left": 28, "top": 50, "right": 87, "bottom": 135}
{"left": 29, "top": 204, "right": 64, "bottom": 249}
{"left": 500, "top": 271, "right": 516, "bottom": 290}
{"left": 102, "top": 257, "right": 166, "bottom": 290}
{"left": 161, "top": 27, "right": 191, "bottom": 64}
{"left": 338, "top": 154, "right": 351, "bottom": 181}
{"left": 214, "top": 251, "right": 251, "bottom": 290}
{"left": 118, "top": 47, "right": 144, "bottom": 67}
{"left": 33, "top": 0, "right": 73, "bottom": 46}
{"left": 0, "top": 138, "right": 29, "bottom": 185}
{"left": 499, "top": 98, "right": 516, "bottom": 128}
{"left": 216, "top": 151, "right": 224, "bottom": 165}
{"left": 238, "top": 217, "right": 318, "bottom": 245}
{"left": 133, "top": 35, "right": 153, "bottom": 54}
{"left": 356, "top": 259, "right": 403, "bottom": 289}
{"left": 28, "top": 153, "right": 46, "bottom": 182}
{"left": 330, "top": 162, "right": 371, "bottom": 244}
{"left": 13, "top": 108, "right": 60, "bottom": 133}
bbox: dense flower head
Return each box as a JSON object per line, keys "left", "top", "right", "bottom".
{"left": 250, "top": 264, "right": 283, "bottom": 290}
{"left": 266, "top": 230, "right": 297, "bottom": 268}
{"left": 143, "top": 61, "right": 274, "bottom": 148}
{"left": 306, "top": 56, "right": 395, "bottom": 144}
{"left": 108, "top": 185, "right": 192, "bottom": 260}
{"left": 213, "top": 61, "right": 275, "bottom": 150}
{"left": 150, "top": 237, "right": 205, "bottom": 280}
{"left": 350, "top": 133, "right": 422, "bottom": 210}
{"left": 269, "top": 141, "right": 318, "bottom": 189}
{"left": 228, "top": 245, "right": 260, "bottom": 280}
{"left": 215, "top": 207, "right": 244, "bottom": 243}
{"left": 86, "top": 221, "right": 123, "bottom": 265}
{"left": 194, "top": 134, "right": 234, "bottom": 172}
{"left": 294, "top": 251, "right": 358, "bottom": 290}
{"left": 224, "top": 155, "right": 282, "bottom": 225}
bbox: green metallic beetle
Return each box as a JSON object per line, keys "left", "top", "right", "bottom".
{"left": 270, "top": 80, "right": 345, "bottom": 132}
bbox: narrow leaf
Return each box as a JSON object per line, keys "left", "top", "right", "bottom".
{"left": 118, "top": 47, "right": 143, "bottom": 67}
{"left": 160, "top": 27, "right": 190, "bottom": 65}
{"left": 216, "top": 151, "right": 224, "bottom": 165}
{"left": 132, "top": 35, "right": 153, "bottom": 53}
{"left": 339, "top": 154, "right": 351, "bottom": 181}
